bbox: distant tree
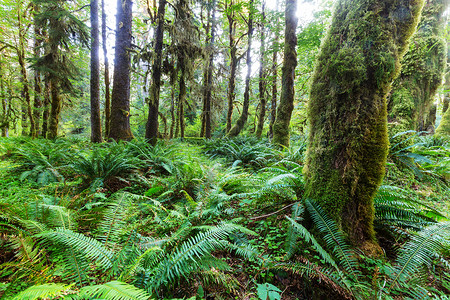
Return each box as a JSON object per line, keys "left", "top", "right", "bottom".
{"left": 102, "top": 0, "right": 111, "bottom": 138}
{"left": 109, "top": 0, "right": 133, "bottom": 141}
{"left": 255, "top": 1, "right": 267, "bottom": 138}
{"left": 90, "top": 0, "right": 102, "bottom": 143}
{"left": 304, "top": 0, "right": 424, "bottom": 253}
{"left": 228, "top": 0, "right": 254, "bottom": 137}
{"left": 200, "top": 0, "right": 217, "bottom": 139}
{"left": 272, "top": 0, "right": 298, "bottom": 147}
{"left": 145, "top": 0, "right": 166, "bottom": 145}
{"left": 388, "top": 0, "right": 448, "bottom": 133}
{"left": 225, "top": 0, "right": 248, "bottom": 133}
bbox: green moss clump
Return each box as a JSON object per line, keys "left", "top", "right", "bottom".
{"left": 304, "top": 0, "right": 425, "bottom": 250}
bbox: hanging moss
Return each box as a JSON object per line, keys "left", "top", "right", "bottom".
{"left": 304, "top": 0, "right": 424, "bottom": 253}
{"left": 388, "top": 0, "right": 448, "bottom": 132}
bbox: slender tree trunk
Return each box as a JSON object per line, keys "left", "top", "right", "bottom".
{"left": 170, "top": 83, "right": 175, "bottom": 139}
{"left": 269, "top": 1, "right": 280, "bottom": 139}
{"left": 203, "top": 0, "right": 216, "bottom": 139}
{"left": 256, "top": 2, "right": 266, "bottom": 138}
{"left": 228, "top": 0, "right": 254, "bottom": 137}
{"left": 90, "top": 0, "right": 103, "bottom": 142}
{"left": 33, "top": 9, "right": 42, "bottom": 138}
{"left": 272, "top": 0, "right": 298, "bottom": 147}
{"left": 443, "top": 72, "right": 449, "bottom": 114}
{"left": 145, "top": 0, "right": 166, "bottom": 145}
{"left": 225, "top": 2, "right": 238, "bottom": 134}
{"left": 109, "top": 0, "right": 133, "bottom": 141}
{"left": 304, "top": 0, "right": 424, "bottom": 253}
{"left": 177, "top": 57, "right": 187, "bottom": 139}
{"left": 42, "top": 75, "right": 50, "bottom": 138}
{"left": 102, "top": 0, "right": 111, "bottom": 138}
{"left": 47, "top": 76, "right": 61, "bottom": 139}
{"left": 200, "top": 7, "right": 211, "bottom": 138}
{"left": 18, "top": 11, "right": 34, "bottom": 137}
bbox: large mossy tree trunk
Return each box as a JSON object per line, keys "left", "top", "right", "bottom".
{"left": 145, "top": 0, "right": 166, "bottom": 145}
{"left": 102, "top": 0, "right": 111, "bottom": 138}
{"left": 228, "top": 0, "right": 254, "bottom": 137}
{"left": 304, "top": 0, "right": 424, "bottom": 252}
{"left": 388, "top": 0, "right": 448, "bottom": 133}
{"left": 33, "top": 7, "right": 42, "bottom": 138}
{"left": 272, "top": 0, "right": 298, "bottom": 147}
{"left": 41, "top": 75, "right": 50, "bottom": 138}
{"left": 109, "top": 0, "right": 133, "bottom": 141}
{"left": 90, "top": 0, "right": 103, "bottom": 143}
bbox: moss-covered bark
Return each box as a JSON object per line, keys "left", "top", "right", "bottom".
{"left": 436, "top": 104, "right": 450, "bottom": 137}
{"left": 304, "top": 0, "right": 424, "bottom": 251}
{"left": 388, "top": 0, "right": 448, "bottom": 133}
{"left": 272, "top": 0, "right": 298, "bottom": 147}
{"left": 228, "top": 0, "right": 254, "bottom": 137}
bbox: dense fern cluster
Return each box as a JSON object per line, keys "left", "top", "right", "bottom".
{"left": 0, "top": 134, "right": 449, "bottom": 299}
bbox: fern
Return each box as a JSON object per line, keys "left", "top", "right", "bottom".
{"left": 12, "top": 283, "right": 73, "bottom": 300}
{"left": 80, "top": 281, "right": 152, "bottom": 300}
{"left": 305, "top": 200, "right": 361, "bottom": 280}
{"left": 38, "top": 228, "right": 115, "bottom": 270}
{"left": 388, "top": 222, "right": 450, "bottom": 292}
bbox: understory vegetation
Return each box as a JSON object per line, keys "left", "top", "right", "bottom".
{"left": 0, "top": 133, "right": 449, "bottom": 300}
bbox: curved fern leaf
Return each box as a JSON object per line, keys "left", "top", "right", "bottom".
{"left": 12, "top": 283, "right": 73, "bottom": 300}
{"left": 305, "top": 200, "right": 360, "bottom": 280}
{"left": 81, "top": 281, "right": 152, "bottom": 300}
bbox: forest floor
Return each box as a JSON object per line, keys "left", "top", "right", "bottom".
{"left": 0, "top": 134, "right": 449, "bottom": 300}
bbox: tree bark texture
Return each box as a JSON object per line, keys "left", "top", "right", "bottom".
{"left": 228, "top": 0, "right": 254, "bottom": 137}
{"left": 269, "top": 10, "right": 280, "bottom": 139}
{"left": 47, "top": 76, "right": 61, "bottom": 139}
{"left": 18, "top": 9, "right": 34, "bottom": 137}
{"left": 145, "top": 0, "right": 166, "bottom": 145}
{"left": 109, "top": 0, "right": 133, "bottom": 141}
{"left": 41, "top": 75, "right": 50, "bottom": 138}
{"left": 272, "top": 0, "right": 297, "bottom": 147}
{"left": 255, "top": 3, "right": 266, "bottom": 139}
{"left": 388, "top": 0, "right": 448, "bottom": 133}
{"left": 33, "top": 8, "right": 42, "bottom": 138}
{"left": 90, "top": 0, "right": 103, "bottom": 143}
{"left": 304, "top": 0, "right": 424, "bottom": 252}
{"left": 102, "top": 0, "right": 111, "bottom": 138}
{"left": 203, "top": 0, "right": 216, "bottom": 139}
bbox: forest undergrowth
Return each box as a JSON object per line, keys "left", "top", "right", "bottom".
{"left": 0, "top": 133, "right": 449, "bottom": 300}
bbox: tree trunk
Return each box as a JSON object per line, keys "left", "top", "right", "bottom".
{"left": 42, "top": 75, "right": 50, "bottom": 138}
{"left": 90, "top": 0, "right": 103, "bottom": 142}
{"left": 269, "top": 8, "right": 280, "bottom": 139}
{"left": 47, "top": 76, "right": 61, "bottom": 139}
{"left": 436, "top": 103, "right": 450, "bottom": 136}
{"left": 33, "top": 8, "right": 42, "bottom": 138}
{"left": 102, "top": 0, "right": 111, "bottom": 138}
{"left": 388, "top": 0, "right": 448, "bottom": 133}
{"left": 177, "top": 56, "right": 187, "bottom": 139}
{"left": 18, "top": 10, "right": 34, "bottom": 137}
{"left": 145, "top": 0, "right": 166, "bottom": 145}
{"left": 255, "top": 2, "right": 266, "bottom": 138}
{"left": 272, "top": 0, "right": 297, "bottom": 147}
{"left": 304, "top": 0, "right": 424, "bottom": 253}
{"left": 202, "top": 0, "right": 216, "bottom": 139}
{"left": 228, "top": 0, "right": 254, "bottom": 137}
{"left": 108, "top": 0, "right": 133, "bottom": 141}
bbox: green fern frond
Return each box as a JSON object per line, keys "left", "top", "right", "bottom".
{"left": 285, "top": 202, "right": 304, "bottom": 259}
{"left": 388, "top": 222, "right": 450, "bottom": 291}
{"left": 305, "top": 200, "right": 361, "bottom": 280}
{"left": 12, "top": 283, "right": 73, "bottom": 300}
{"left": 80, "top": 281, "right": 152, "bottom": 300}
{"left": 149, "top": 222, "right": 243, "bottom": 290}
{"left": 38, "top": 228, "right": 115, "bottom": 271}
